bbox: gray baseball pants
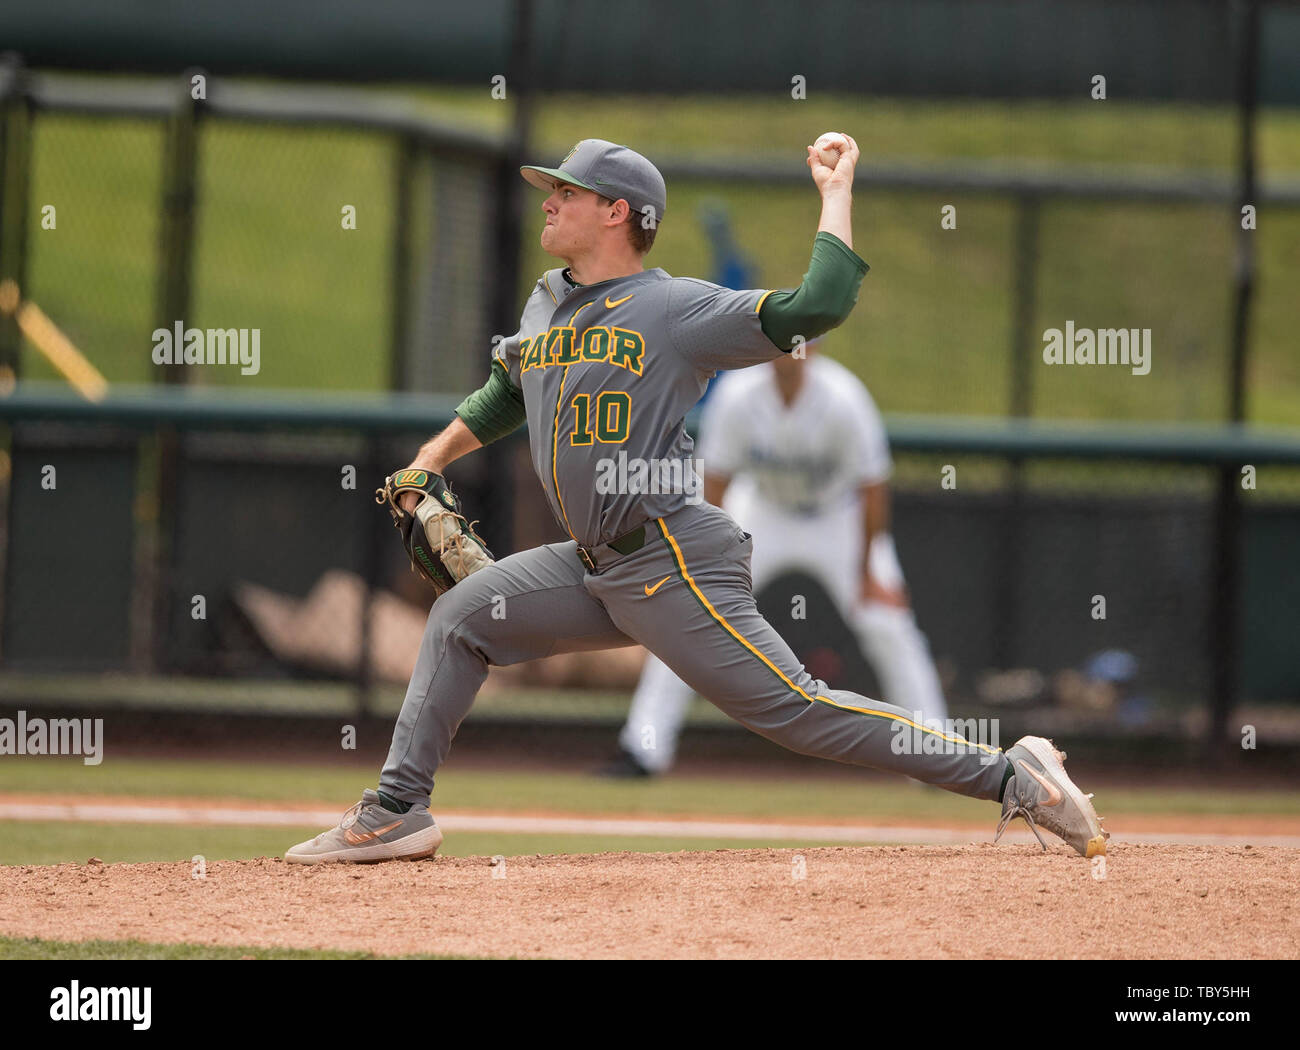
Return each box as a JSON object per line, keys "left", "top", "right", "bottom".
{"left": 380, "top": 501, "right": 1009, "bottom": 806}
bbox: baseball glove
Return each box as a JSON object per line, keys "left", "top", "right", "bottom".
{"left": 375, "top": 469, "right": 494, "bottom": 597}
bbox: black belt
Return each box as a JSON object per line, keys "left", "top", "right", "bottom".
{"left": 576, "top": 524, "right": 647, "bottom": 573}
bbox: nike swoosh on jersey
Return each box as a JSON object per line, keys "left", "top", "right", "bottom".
{"left": 605, "top": 294, "right": 635, "bottom": 309}
{"left": 644, "top": 575, "right": 671, "bottom": 597}
{"left": 1020, "top": 763, "right": 1062, "bottom": 806}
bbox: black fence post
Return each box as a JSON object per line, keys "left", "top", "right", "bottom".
{"left": 156, "top": 73, "right": 202, "bottom": 388}
{"left": 388, "top": 136, "right": 416, "bottom": 392}
{"left": 0, "top": 52, "right": 31, "bottom": 381}
{"left": 354, "top": 136, "right": 419, "bottom": 716}
{"left": 1009, "top": 196, "right": 1039, "bottom": 422}
{"left": 994, "top": 193, "right": 1040, "bottom": 670}
{"left": 1208, "top": 0, "right": 1260, "bottom": 761}
{"left": 356, "top": 433, "right": 390, "bottom": 719}
{"left": 150, "top": 72, "right": 203, "bottom": 673}
{"left": 0, "top": 52, "right": 31, "bottom": 667}
{"left": 479, "top": 0, "right": 535, "bottom": 552}
{"left": 497, "top": 0, "right": 534, "bottom": 326}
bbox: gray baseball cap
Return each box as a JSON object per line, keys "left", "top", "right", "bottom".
{"left": 521, "top": 139, "right": 667, "bottom": 224}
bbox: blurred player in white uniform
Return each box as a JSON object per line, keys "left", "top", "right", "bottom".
{"left": 605, "top": 341, "right": 949, "bottom": 776}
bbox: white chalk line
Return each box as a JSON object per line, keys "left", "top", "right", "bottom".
{"left": 1, "top": 800, "right": 1297, "bottom": 848}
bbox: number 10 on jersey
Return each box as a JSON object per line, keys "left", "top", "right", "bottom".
{"left": 570, "top": 391, "right": 630, "bottom": 445}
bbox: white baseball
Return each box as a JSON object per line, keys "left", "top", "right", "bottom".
{"left": 814, "top": 132, "right": 847, "bottom": 167}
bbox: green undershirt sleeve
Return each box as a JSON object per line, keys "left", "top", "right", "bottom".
{"left": 454, "top": 363, "right": 527, "bottom": 445}
{"left": 759, "top": 231, "right": 870, "bottom": 351}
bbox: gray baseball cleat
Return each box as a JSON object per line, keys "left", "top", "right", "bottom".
{"left": 285, "top": 789, "right": 443, "bottom": 864}
{"left": 995, "top": 736, "right": 1109, "bottom": 858}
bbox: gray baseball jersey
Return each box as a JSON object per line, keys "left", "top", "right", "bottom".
{"left": 494, "top": 267, "right": 780, "bottom": 547}
{"left": 379, "top": 263, "right": 1011, "bottom": 817}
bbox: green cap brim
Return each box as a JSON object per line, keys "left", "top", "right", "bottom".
{"left": 520, "top": 165, "right": 599, "bottom": 195}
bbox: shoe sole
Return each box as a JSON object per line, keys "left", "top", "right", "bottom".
{"left": 1018, "top": 736, "right": 1108, "bottom": 858}
{"left": 285, "top": 823, "right": 444, "bottom": 865}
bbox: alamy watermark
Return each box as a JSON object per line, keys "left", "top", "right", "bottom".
{"left": 1043, "top": 321, "right": 1150, "bottom": 376}
{"left": 594, "top": 452, "right": 703, "bottom": 504}
{"left": 0, "top": 710, "right": 103, "bottom": 765}
{"left": 152, "top": 321, "right": 261, "bottom": 376}
{"left": 50, "top": 982, "right": 150, "bottom": 1030}
{"left": 890, "top": 713, "right": 1001, "bottom": 765}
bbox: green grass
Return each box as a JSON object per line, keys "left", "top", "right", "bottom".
{"left": 26, "top": 116, "right": 392, "bottom": 392}
{"left": 0, "top": 756, "right": 1294, "bottom": 866}
{"left": 395, "top": 87, "right": 1300, "bottom": 173}
{"left": 2, "top": 757, "right": 1297, "bottom": 821}
{"left": 0, "top": 821, "right": 863, "bottom": 867}
{"left": 0, "top": 674, "right": 742, "bottom": 725}
{"left": 0, "top": 934, "right": 482, "bottom": 960}
{"left": 18, "top": 79, "right": 1300, "bottom": 425}
{"left": 0, "top": 755, "right": 988, "bottom": 819}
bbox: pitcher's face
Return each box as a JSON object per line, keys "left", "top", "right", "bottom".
{"left": 540, "top": 180, "right": 604, "bottom": 260}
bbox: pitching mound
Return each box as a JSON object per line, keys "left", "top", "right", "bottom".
{"left": 3, "top": 845, "right": 1297, "bottom": 959}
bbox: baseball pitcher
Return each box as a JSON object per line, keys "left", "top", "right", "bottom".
{"left": 608, "top": 342, "right": 949, "bottom": 776}
{"left": 286, "top": 135, "right": 1108, "bottom": 863}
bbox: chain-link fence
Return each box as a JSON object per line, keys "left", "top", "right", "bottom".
{"left": 0, "top": 73, "right": 509, "bottom": 396}
{"left": 1, "top": 38, "right": 1299, "bottom": 760}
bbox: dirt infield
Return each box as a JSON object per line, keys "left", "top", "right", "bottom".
{"left": 3, "top": 845, "right": 1297, "bottom": 959}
